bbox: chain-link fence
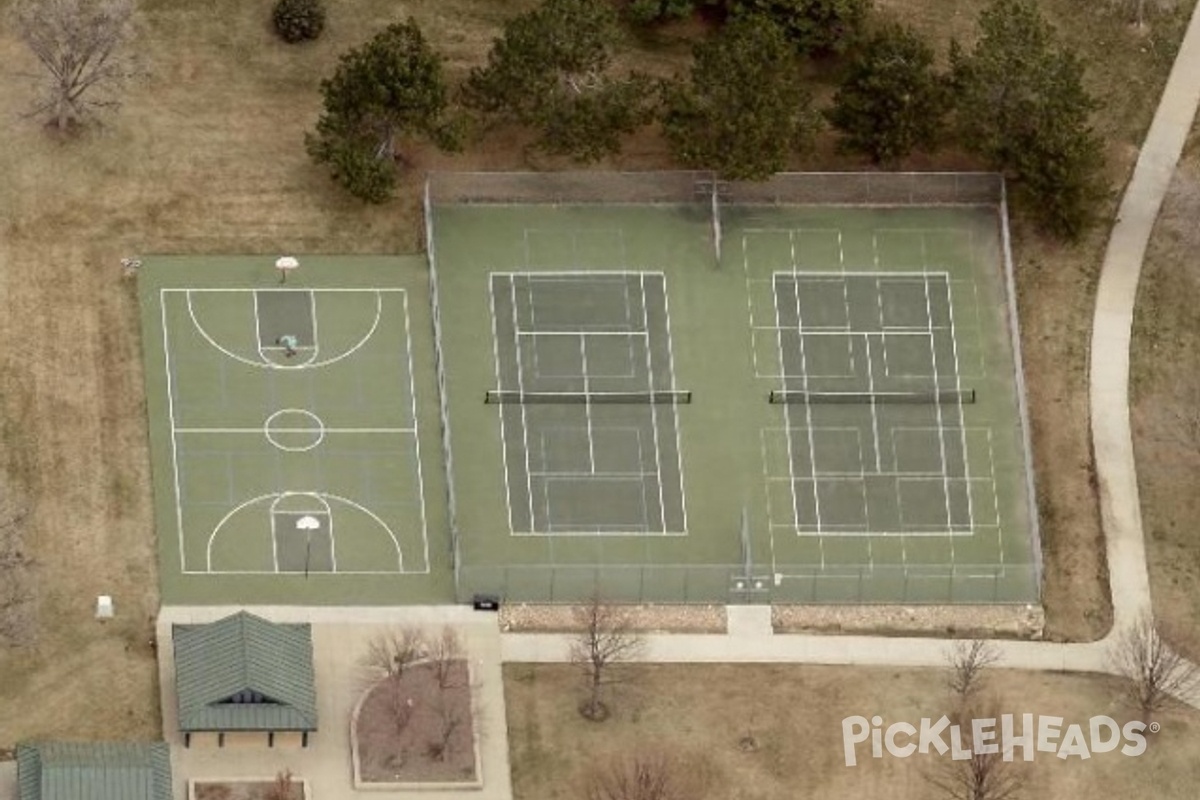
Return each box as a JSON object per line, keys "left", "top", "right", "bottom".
{"left": 423, "top": 179, "right": 462, "bottom": 580}
{"left": 455, "top": 562, "right": 1039, "bottom": 605}
{"left": 427, "top": 171, "right": 1004, "bottom": 207}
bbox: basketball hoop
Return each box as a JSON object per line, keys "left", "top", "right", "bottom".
{"left": 275, "top": 256, "right": 299, "bottom": 284}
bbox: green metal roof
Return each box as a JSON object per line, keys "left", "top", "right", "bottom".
{"left": 16, "top": 742, "right": 171, "bottom": 800}
{"left": 173, "top": 611, "right": 317, "bottom": 732}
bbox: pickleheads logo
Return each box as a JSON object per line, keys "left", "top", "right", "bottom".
{"left": 841, "top": 714, "right": 1157, "bottom": 766}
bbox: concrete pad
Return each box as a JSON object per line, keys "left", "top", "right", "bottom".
{"left": 158, "top": 606, "right": 511, "bottom": 800}
{"left": 726, "top": 605, "right": 773, "bottom": 638}
{"left": 0, "top": 761, "right": 15, "bottom": 800}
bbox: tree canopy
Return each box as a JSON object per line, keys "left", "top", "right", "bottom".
{"left": 951, "top": 0, "right": 1105, "bottom": 238}
{"left": 662, "top": 14, "right": 818, "bottom": 180}
{"left": 724, "top": 0, "right": 870, "bottom": 55}
{"left": 827, "top": 23, "right": 947, "bottom": 164}
{"left": 306, "top": 19, "right": 460, "bottom": 202}
{"left": 464, "top": 0, "right": 655, "bottom": 162}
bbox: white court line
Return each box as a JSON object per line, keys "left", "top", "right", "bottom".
{"left": 639, "top": 273, "right": 667, "bottom": 534}
{"left": 753, "top": 327, "right": 950, "bottom": 334}
{"left": 165, "top": 288, "right": 421, "bottom": 575}
{"left": 490, "top": 270, "right": 656, "bottom": 277}
{"left": 863, "top": 282, "right": 882, "bottom": 472}
{"left": 160, "top": 293, "right": 187, "bottom": 574}
{"left": 517, "top": 330, "right": 648, "bottom": 336}
{"left": 206, "top": 491, "right": 406, "bottom": 573}
{"left": 530, "top": 470, "right": 660, "bottom": 478}
{"left": 921, "top": 274, "right": 956, "bottom": 538}
{"left": 508, "top": 276, "right": 539, "bottom": 532}
{"left": 943, "top": 277, "right": 976, "bottom": 538}
{"left": 176, "top": 427, "right": 417, "bottom": 434}
{"left": 254, "top": 289, "right": 319, "bottom": 367}
{"left": 580, "top": 334, "right": 597, "bottom": 473}
{"left": 269, "top": 494, "right": 330, "bottom": 574}
{"left": 176, "top": 288, "right": 386, "bottom": 371}
{"left": 401, "top": 289, "right": 431, "bottom": 574}
{"left": 658, "top": 273, "right": 689, "bottom": 535}
{"left": 778, "top": 268, "right": 824, "bottom": 547}
{"left": 488, "top": 275, "right": 518, "bottom": 533}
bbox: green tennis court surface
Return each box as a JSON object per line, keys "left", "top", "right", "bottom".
{"left": 139, "top": 256, "right": 451, "bottom": 604}
{"left": 428, "top": 172, "right": 1040, "bottom": 605}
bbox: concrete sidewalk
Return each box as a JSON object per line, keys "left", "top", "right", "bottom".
{"left": 1090, "top": 0, "right": 1200, "bottom": 632}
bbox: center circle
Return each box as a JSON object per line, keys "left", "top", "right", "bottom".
{"left": 264, "top": 408, "right": 325, "bottom": 452}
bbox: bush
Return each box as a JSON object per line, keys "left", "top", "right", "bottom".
{"left": 273, "top": 0, "right": 326, "bottom": 43}
{"left": 627, "top": 0, "right": 698, "bottom": 24}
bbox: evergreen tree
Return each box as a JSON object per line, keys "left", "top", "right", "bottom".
{"left": 828, "top": 23, "right": 947, "bottom": 164}
{"left": 306, "top": 19, "right": 460, "bottom": 202}
{"left": 662, "top": 15, "right": 819, "bottom": 180}
{"left": 951, "top": 0, "right": 1105, "bottom": 238}
{"left": 464, "top": 0, "right": 655, "bottom": 162}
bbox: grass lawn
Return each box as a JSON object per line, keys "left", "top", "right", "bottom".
{"left": 504, "top": 663, "right": 1200, "bottom": 800}
{"left": 0, "top": 0, "right": 1193, "bottom": 746}
{"left": 1131, "top": 115, "right": 1200, "bottom": 661}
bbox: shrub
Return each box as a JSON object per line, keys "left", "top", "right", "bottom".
{"left": 627, "top": 0, "right": 698, "bottom": 24}
{"left": 273, "top": 0, "right": 326, "bottom": 44}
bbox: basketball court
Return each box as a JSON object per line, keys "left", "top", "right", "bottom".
{"left": 139, "top": 256, "right": 451, "bottom": 604}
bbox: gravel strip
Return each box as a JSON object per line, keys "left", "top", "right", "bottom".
{"left": 498, "top": 603, "right": 727, "bottom": 633}
{"left": 772, "top": 604, "right": 1045, "bottom": 639}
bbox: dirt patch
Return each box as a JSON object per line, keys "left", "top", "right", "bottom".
{"left": 505, "top": 663, "right": 1200, "bottom": 800}
{"left": 192, "top": 779, "right": 304, "bottom": 800}
{"left": 499, "top": 603, "right": 725, "bottom": 633}
{"left": 1131, "top": 119, "right": 1200, "bottom": 661}
{"left": 773, "top": 604, "right": 1044, "bottom": 639}
{"left": 354, "top": 660, "right": 477, "bottom": 784}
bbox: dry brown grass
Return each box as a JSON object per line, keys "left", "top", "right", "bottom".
{"left": 0, "top": 0, "right": 1191, "bottom": 747}
{"left": 1131, "top": 117, "right": 1200, "bottom": 661}
{"left": 505, "top": 663, "right": 1200, "bottom": 800}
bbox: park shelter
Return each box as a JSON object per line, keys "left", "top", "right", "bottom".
{"left": 16, "top": 742, "right": 171, "bottom": 800}
{"left": 173, "top": 611, "right": 317, "bottom": 747}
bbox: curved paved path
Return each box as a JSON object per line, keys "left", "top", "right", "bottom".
{"left": 502, "top": 2, "right": 1200, "bottom": 708}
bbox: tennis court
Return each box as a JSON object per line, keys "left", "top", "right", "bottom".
{"left": 427, "top": 172, "right": 1040, "bottom": 605}
{"left": 487, "top": 272, "right": 686, "bottom": 535}
{"left": 139, "top": 256, "right": 451, "bottom": 604}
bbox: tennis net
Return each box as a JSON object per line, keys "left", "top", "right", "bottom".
{"left": 485, "top": 390, "right": 692, "bottom": 405}
{"left": 769, "top": 389, "right": 975, "bottom": 405}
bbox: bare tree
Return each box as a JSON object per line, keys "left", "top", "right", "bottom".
{"left": 0, "top": 490, "right": 35, "bottom": 647}
{"left": 584, "top": 750, "right": 686, "bottom": 800}
{"left": 265, "top": 769, "right": 295, "bottom": 800}
{"left": 947, "top": 640, "right": 1000, "bottom": 704}
{"left": 570, "top": 594, "right": 644, "bottom": 721}
{"left": 1110, "top": 614, "right": 1199, "bottom": 715}
{"left": 363, "top": 626, "right": 428, "bottom": 679}
{"left": 13, "top": 0, "right": 138, "bottom": 132}
{"left": 381, "top": 677, "right": 416, "bottom": 737}
{"left": 429, "top": 626, "right": 463, "bottom": 690}
{"left": 426, "top": 691, "right": 464, "bottom": 762}
{"left": 925, "top": 701, "right": 1025, "bottom": 800}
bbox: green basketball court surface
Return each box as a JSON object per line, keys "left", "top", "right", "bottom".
{"left": 140, "top": 256, "right": 452, "bottom": 604}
